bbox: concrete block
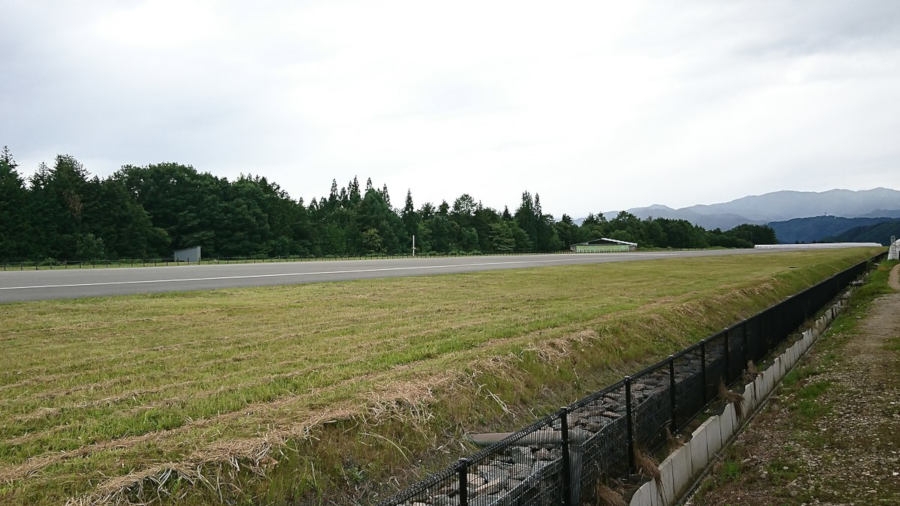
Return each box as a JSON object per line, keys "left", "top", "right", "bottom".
{"left": 774, "top": 357, "right": 785, "bottom": 381}
{"left": 669, "top": 445, "right": 692, "bottom": 498}
{"left": 629, "top": 480, "right": 649, "bottom": 506}
{"left": 690, "top": 425, "right": 709, "bottom": 475}
{"left": 755, "top": 373, "right": 768, "bottom": 401}
{"left": 647, "top": 477, "right": 662, "bottom": 506}
{"left": 720, "top": 403, "right": 736, "bottom": 444}
{"left": 761, "top": 367, "right": 774, "bottom": 396}
{"left": 630, "top": 479, "right": 662, "bottom": 506}
{"left": 743, "top": 381, "right": 756, "bottom": 414}
{"left": 659, "top": 456, "right": 676, "bottom": 505}
{"left": 706, "top": 415, "right": 723, "bottom": 460}
{"left": 784, "top": 347, "right": 794, "bottom": 369}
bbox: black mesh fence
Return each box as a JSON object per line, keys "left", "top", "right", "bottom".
{"left": 671, "top": 349, "right": 703, "bottom": 430}
{"left": 382, "top": 413, "right": 569, "bottom": 506}
{"left": 572, "top": 382, "right": 630, "bottom": 503}
{"left": 630, "top": 366, "right": 674, "bottom": 456}
{"left": 724, "top": 325, "right": 745, "bottom": 384}
{"left": 377, "top": 254, "right": 881, "bottom": 506}
{"left": 745, "top": 314, "right": 765, "bottom": 364}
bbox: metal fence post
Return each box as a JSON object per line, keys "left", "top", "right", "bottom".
{"left": 668, "top": 355, "right": 677, "bottom": 432}
{"left": 624, "top": 376, "right": 634, "bottom": 472}
{"left": 700, "top": 342, "right": 707, "bottom": 405}
{"left": 457, "top": 458, "right": 469, "bottom": 506}
{"left": 559, "top": 407, "right": 572, "bottom": 506}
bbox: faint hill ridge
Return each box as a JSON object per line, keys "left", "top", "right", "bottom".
{"left": 688, "top": 187, "right": 900, "bottom": 221}
{"left": 601, "top": 187, "right": 900, "bottom": 231}
{"left": 768, "top": 216, "right": 896, "bottom": 244}
{"left": 822, "top": 219, "right": 900, "bottom": 245}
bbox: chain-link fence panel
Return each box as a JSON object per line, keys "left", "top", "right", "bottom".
{"left": 574, "top": 382, "right": 630, "bottom": 504}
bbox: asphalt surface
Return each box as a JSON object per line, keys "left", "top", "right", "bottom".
{"left": 0, "top": 250, "right": 772, "bottom": 303}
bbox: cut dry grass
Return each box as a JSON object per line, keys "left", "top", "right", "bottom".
{"left": 0, "top": 248, "right": 882, "bottom": 504}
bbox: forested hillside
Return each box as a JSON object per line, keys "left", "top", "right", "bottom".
{"left": 0, "top": 148, "right": 774, "bottom": 262}
{"left": 768, "top": 216, "right": 896, "bottom": 244}
{"left": 823, "top": 220, "right": 900, "bottom": 245}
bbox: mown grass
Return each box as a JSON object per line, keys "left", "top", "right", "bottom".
{"left": 0, "top": 248, "right": 883, "bottom": 504}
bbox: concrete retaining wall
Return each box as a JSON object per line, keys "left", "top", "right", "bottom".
{"left": 628, "top": 300, "right": 844, "bottom": 506}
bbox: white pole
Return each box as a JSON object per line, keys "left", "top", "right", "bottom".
{"left": 412, "top": 234, "right": 416, "bottom": 257}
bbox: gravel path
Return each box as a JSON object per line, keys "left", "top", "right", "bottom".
{"left": 687, "top": 265, "right": 900, "bottom": 505}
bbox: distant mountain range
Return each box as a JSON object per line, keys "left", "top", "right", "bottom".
{"left": 597, "top": 187, "right": 900, "bottom": 244}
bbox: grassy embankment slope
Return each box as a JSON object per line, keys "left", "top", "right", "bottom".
{"left": 0, "top": 248, "right": 882, "bottom": 504}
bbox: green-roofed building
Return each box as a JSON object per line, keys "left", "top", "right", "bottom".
{"left": 570, "top": 238, "right": 638, "bottom": 253}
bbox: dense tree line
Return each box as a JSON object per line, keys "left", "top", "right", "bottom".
{"left": 0, "top": 148, "right": 775, "bottom": 262}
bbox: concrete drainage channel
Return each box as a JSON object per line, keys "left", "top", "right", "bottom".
{"left": 643, "top": 295, "right": 849, "bottom": 506}
{"left": 379, "top": 257, "right": 878, "bottom": 506}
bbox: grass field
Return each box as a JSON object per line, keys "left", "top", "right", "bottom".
{"left": 0, "top": 248, "right": 882, "bottom": 504}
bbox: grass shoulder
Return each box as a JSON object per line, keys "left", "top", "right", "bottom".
{"left": 0, "top": 248, "right": 885, "bottom": 504}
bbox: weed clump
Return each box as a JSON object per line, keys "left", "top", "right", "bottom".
{"left": 718, "top": 378, "right": 745, "bottom": 419}
{"left": 595, "top": 481, "right": 627, "bottom": 506}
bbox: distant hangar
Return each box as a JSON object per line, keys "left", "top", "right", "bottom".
{"left": 570, "top": 238, "right": 638, "bottom": 253}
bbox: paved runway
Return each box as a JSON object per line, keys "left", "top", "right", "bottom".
{"left": 0, "top": 249, "right": 771, "bottom": 303}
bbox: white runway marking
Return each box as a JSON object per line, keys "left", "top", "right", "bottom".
{"left": 0, "top": 259, "right": 569, "bottom": 291}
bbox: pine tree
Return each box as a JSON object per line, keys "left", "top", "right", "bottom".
{"left": 0, "top": 147, "right": 30, "bottom": 260}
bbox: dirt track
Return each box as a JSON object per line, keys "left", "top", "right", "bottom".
{"left": 688, "top": 264, "right": 900, "bottom": 505}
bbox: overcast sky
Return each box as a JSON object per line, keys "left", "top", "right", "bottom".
{"left": 2, "top": 1, "right": 898, "bottom": 218}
